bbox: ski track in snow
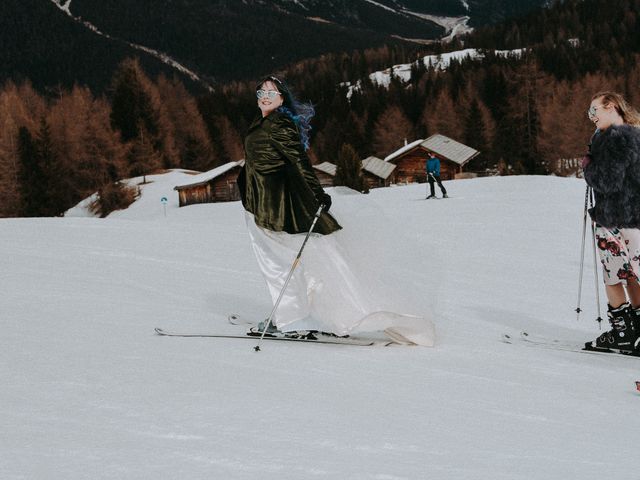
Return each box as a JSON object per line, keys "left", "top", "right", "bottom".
{"left": 3, "top": 172, "right": 640, "bottom": 478}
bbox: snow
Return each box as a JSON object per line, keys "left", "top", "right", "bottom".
{"left": 384, "top": 139, "right": 424, "bottom": 162}
{"left": 402, "top": 11, "right": 473, "bottom": 41}
{"left": 3, "top": 172, "right": 640, "bottom": 479}
{"left": 51, "top": 0, "right": 72, "bottom": 15}
{"left": 344, "top": 47, "right": 523, "bottom": 98}
{"left": 173, "top": 162, "right": 243, "bottom": 190}
{"left": 362, "top": 0, "right": 400, "bottom": 14}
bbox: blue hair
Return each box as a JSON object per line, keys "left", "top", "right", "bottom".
{"left": 277, "top": 103, "right": 315, "bottom": 151}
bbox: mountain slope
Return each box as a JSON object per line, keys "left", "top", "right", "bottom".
{"left": 0, "top": 0, "right": 205, "bottom": 92}
{"left": 1, "top": 0, "right": 548, "bottom": 92}
{"left": 3, "top": 174, "right": 636, "bottom": 479}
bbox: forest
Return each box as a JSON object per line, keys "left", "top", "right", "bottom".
{"left": 0, "top": 0, "right": 638, "bottom": 217}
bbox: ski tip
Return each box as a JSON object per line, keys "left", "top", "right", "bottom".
{"left": 154, "top": 327, "right": 166, "bottom": 335}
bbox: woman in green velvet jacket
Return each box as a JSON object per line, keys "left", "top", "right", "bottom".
{"left": 238, "top": 76, "right": 340, "bottom": 236}
{"left": 236, "top": 76, "right": 436, "bottom": 345}
{"left": 237, "top": 76, "right": 343, "bottom": 335}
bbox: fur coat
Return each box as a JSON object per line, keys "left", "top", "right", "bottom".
{"left": 583, "top": 124, "right": 640, "bottom": 229}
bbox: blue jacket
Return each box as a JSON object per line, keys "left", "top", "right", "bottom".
{"left": 426, "top": 157, "right": 440, "bottom": 175}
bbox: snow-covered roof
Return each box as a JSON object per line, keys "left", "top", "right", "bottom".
{"left": 362, "top": 156, "right": 396, "bottom": 180}
{"left": 420, "top": 134, "right": 479, "bottom": 166}
{"left": 383, "top": 135, "right": 479, "bottom": 166}
{"left": 313, "top": 162, "right": 337, "bottom": 176}
{"left": 173, "top": 161, "right": 244, "bottom": 190}
{"left": 313, "top": 158, "right": 395, "bottom": 180}
{"left": 384, "top": 140, "right": 424, "bottom": 163}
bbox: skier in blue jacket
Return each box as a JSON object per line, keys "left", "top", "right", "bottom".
{"left": 426, "top": 154, "right": 448, "bottom": 199}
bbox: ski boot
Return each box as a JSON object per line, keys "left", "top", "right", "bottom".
{"left": 248, "top": 320, "right": 280, "bottom": 337}
{"left": 442, "top": 193, "right": 449, "bottom": 198}
{"left": 630, "top": 305, "right": 640, "bottom": 350}
{"left": 586, "top": 303, "right": 638, "bottom": 352}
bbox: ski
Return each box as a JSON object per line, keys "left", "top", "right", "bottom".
{"left": 154, "top": 328, "right": 375, "bottom": 346}
{"left": 501, "top": 331, "right": 640, "bottom": 357}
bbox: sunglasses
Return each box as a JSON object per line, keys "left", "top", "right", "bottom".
{"left": 587, "top": 104, "right": 606, "bottom": 119}
{"left": 256, "top": 89, "right": 282, "bottom": 100}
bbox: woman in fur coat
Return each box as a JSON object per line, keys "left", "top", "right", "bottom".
{"left": 583, "top": 91, "right": 640, "bottom": 352}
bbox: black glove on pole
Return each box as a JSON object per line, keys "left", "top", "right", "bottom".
{"left": 317, "top": 192, "right": 332, "bottom": 212}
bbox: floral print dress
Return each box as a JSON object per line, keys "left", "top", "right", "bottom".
{"left": 594, "top": 226, "right": 640, "bottom": 285}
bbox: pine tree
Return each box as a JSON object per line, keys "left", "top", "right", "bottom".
{"left": 372, "top": 105, "right": 413, "bottom": 158}
{"left": 334, "top": 143, "right": 366, "bottom": 192}
{"left": 0, "top": 81, "right": 46, "bottom": 217}
{"left": 17, "top": 126, "right": 46, "bottom": 217}
{"left": 110, "top": 59, "right": 178, "bottom": 171}
{"left": 129, "top": 124, "right": 162, "bottom": 183}
{"left": 110, "top": 59, "right": 158, "bottom": 143}
{"left": 156, "top": 75, "right": 215, "bottom": 170}
{"left": 464, "top": 99, "right": 489, "bottom": 172}
{"left": 34, "top": 117, "right": 66, "bottom": 215}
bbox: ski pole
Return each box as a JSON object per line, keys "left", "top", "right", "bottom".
{"left": 575, "top": 186, "right": 589, "bottom": 321}
{"left": 254, "top": 204, "right": 325, "bottom": 352}
{"left": 588, "top": 188, "right": 603, "bottom": 328}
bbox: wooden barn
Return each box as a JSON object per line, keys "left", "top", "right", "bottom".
{"left": 174, "top": 161, "right": 244, "bottom": 207}
{"left": 312, "top": 162, "right": 336, "bottom": 188}
{"left": 361, "top": 156, "right": 396, "bottom": 189}
{"left": 384, "top": 135, "right": 479, "bottom": 183}
{"left": 312, "top": 158, "right": 396, "bottom": 190}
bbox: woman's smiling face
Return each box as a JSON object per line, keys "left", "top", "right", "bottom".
{"left": 257, "top": 80, "right": 283, "bottom": 117}
{"left": 588, "top": 97, "right": 622, "bottom": 130}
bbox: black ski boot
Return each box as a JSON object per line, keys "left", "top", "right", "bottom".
{"left": 586, "top": 303, "right": 638, "bottom": 352}
{"left": 630, "top": 305, "right": 640, "bottom": 350}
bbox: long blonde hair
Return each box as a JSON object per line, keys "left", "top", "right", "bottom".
{"left": 592, "top": 91, "right": 640, "bottom": 127}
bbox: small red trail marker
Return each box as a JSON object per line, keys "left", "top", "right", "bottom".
{"left": 636, "top": 381, "right": 640, "bottom": 393}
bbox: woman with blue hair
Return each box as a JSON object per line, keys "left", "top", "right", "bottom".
{"left": 238, "top": 76, "right": 435, "bottom": 345}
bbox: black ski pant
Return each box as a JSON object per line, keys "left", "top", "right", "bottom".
{"left": 428, "top": 174, "right": 447, "bottom": 196}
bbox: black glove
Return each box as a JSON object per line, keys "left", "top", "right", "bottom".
{"left": 317, "top": 191, "right": 332, "bottom": 212}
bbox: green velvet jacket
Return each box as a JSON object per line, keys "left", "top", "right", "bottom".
{"left": 238, "top": 110, "right": 341, "bottom": 235}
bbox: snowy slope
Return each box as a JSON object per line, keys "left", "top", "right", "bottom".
{"left": 2, "top": 174, "right": 640, "bottom": 479}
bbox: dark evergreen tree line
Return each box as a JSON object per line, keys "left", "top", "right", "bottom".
{"left": 2, "top": 0, "right": 639, "bottom": 217}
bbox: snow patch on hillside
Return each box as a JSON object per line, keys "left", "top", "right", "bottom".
{"left": 344, "top": 47, "right": 523, "bottom": 97}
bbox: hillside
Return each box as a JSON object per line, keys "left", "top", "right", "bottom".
{"left": 0, "top": 0, "right": 549, "bottom": 92}
{"left": 3, "top": 174, "right": 638, "bottom": 479}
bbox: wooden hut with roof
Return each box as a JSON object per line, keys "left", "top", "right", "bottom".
{"left": 312, "top": 162, "right": 336, "bottom": 188}
{"left": 361, "top": 156, "right": 396, "bottom": 189}
{"left": 312, "top": 157, "right": 396, "bottom": 191}
{"left": 384, "top": 135, "right": 479, "bottom": 183}
{"left": 174, "top": 161, "right": 244, "bottom": 207}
